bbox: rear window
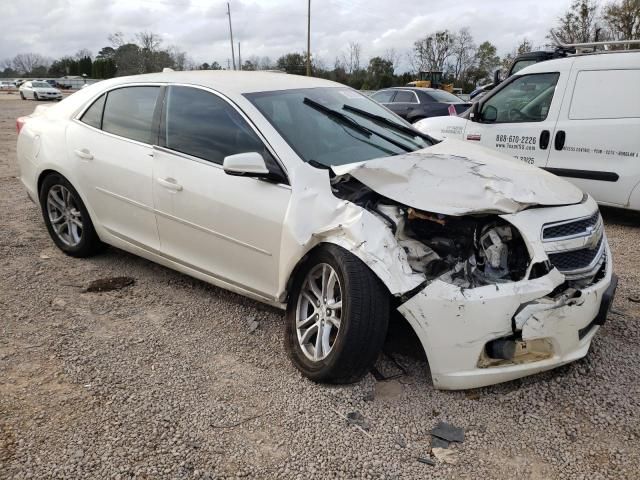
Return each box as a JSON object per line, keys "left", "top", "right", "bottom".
{"left": 393, "top": 91, "right": 418, "bottom": 103}
{"left": 371, "top": 90, "right": 394, "bottom": 103}
{"left": 569, "top": 69, "right": 640, "bottom": 120}
{"left": 102, "top": 86, "right": 160, "bottom": 144}
{"left": 80, "top": 94, "right": 106, "bottom": 129}
{"left": 425, "top": 90, "right": 463, "bottom": 103}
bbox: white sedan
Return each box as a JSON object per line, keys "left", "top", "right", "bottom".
{"left": 16, "top": 71, "right": 616, "bottom": 389}
{"left": 19, "top": 80, "right": 62, "bottom": 101}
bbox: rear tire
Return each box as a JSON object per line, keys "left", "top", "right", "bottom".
{"left": 34, "top": 92, "right": 39, "bottom": 100}
{"left": 39, "top": 174, "right": 104, "bottom": 258}
{"left": 20, "top": 92, "right": 25, "bottom": 100}
{"left": 286, "top": 244, "right": 389, "bottom": 384}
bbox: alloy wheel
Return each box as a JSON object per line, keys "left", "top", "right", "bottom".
{"left": 46, "top": 185, "right": 83, "bottom": 247}
{"left": 295, "top": 263, "right": 343, "bottom": 361}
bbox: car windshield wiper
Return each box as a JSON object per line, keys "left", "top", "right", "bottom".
{"left": 342, "top": 104, "right": 436, "bottom": 144}
{"left": 303, "top": 97, "right": 413, "bottom": 152}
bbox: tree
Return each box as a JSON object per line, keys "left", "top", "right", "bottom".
{"left": 365, "top": 56, "right": 394, "bottom": 89}
{"left": 242, "top": 60, "right": 257, "bottom": 71}
{"left": 450, "top": 28, "right": 476, "bottom": 85}
{"left": 382, "top": 48, "right": 401, "bottom": 73}
{"left": 413, "top": 30, "right": 454, "bottom": 73}
{"left": 603, "top": 0, "right": 640, "bottom": 41}
{"left": 12, "top": 53, "right": 49, "bottom": 75}
{"left": 555, "top": 0, "right": 600, "bottom": 43}
{"left": 276, "top": 53, "right": 306, "bottom": 75}
{"left": 210, "top": 61, "right": 223, "bottom": 70}
{"left": 114, "top": 43, "right": 142, "bottom": 76}
{"left": 97, "top": 47, "right": 116, "bottom": 59}
{"left": 341, "top": 42, "right": 362, "bottom": 75}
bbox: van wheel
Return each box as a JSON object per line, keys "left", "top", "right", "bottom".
{"left": 39, "top": 174, "right": 104, "bottom": 257}
{"left": 286, "top": 244, "right": 389, "bottom": 383}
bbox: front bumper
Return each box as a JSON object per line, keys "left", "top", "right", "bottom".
{"left": 398, "top": 199, "right": 615, "bottom": 390}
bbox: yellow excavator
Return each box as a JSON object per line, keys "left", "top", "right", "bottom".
{"left": 406, "top": 71, "right": 454, "bottom": 92}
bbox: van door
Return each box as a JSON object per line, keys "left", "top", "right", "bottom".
{"left": 545, "top": 67, "right": 640, "bottom": 207}
{"left": 466, "top": 69, "right": 571, "bottom": 168}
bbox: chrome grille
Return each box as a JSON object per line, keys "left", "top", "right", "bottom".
{"left": 542, "top": 212, "right": 600, "bottom": 241}
{"left": 548, "top": 237, "right": 603, "bottom": 273}
{"left": 542, "top": 210, "right": 606, "bottom": 282}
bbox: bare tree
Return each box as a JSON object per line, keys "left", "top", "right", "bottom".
{"left": 603, "top": 0, "right": 640, "bottom": 41}
{"left": 383, "top": 48, "right": 402, "bottom": 73}
{"left": 413, "top": 30, "right": 454, "bottom": 72}
{"left": 12, "top": 53, "right": 50, "bottom": 74}
{"left": 75, "top": 49, "right": 93, "bottom": 60}
{"left": 341, "top": 41, "right": 362, "bottom": 74}
{"left": 450, "top": 28, "right": 476, "bottom": 83}
{"left": 108, "top": 32, "right": 126, "bottom": 48}
{"left": 554, "top": 0, "right": 600, "bottom": 43}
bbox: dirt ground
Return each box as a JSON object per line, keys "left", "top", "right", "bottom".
{"left": 1, "top": 92, "right": 639, "bottom": 479}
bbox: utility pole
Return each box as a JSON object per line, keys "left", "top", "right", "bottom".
{"left": 306, "top": 0, "right": 311, "bottom": 76}
{"left": 238, "top": 42, "right": 242, "bottom": 70}
{"left": 227, "top": 2, "right": 236, "bottom": 70}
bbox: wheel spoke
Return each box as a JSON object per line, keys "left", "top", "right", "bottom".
{"left": 321, "top": 322, "right": 332, "bottom": 357}
{"left": 327, "top": 315, "right": 341, "bottom": 329}
{"left": 297, "top": 311, "right": 317, "bottom": 329}
{"left": 314, "top": 322, "right": 323, "bottom": 360}
{"left": 49, "top": 190, "right": 65, "bottom": 209}
{"left": 300, "top": 323, "right": 319, "bottom": 345}
{"left": 308, "top": 277, "right": 322, "bottom": 301}
{"left": 321, "top": 265, "right": 329, "bottom": 298}
{"left": 327, "top": 299, "right": 342, "bottom": 310}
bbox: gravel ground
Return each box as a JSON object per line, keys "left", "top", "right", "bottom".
{"left": 1, "top": 93, "right": 639, "bottom": 479}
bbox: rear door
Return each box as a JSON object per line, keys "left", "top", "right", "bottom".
{"left": 545, "top": 64, "right": 640, "bottom": 207}
{"left": 386, "top": 90, "right": 419, "bottom": 119}
{"left": 66, "top": 85, "right": 161, "bottom": 249}
{"left": 465, "top": 67, "right": 571, "bottom": 167}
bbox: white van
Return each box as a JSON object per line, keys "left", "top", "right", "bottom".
{"left": 415, "top": 48, "right": 640, "bottom": 211}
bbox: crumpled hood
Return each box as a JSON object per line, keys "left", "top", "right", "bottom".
{"left": 331, "top": 138, "right": 584, "bottom": 216}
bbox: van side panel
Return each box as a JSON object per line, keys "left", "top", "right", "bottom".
{"left": 545, "top": 54, "right": 640, "bottom": 208}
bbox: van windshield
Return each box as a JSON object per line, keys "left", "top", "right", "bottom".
{"left": 245, "top": 87, "right": 432, "bottom": 167}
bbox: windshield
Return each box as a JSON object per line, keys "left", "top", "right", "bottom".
{"left": 245, "top": 87, "right": 431, "bottom": 167}
{"left": 32, "top": 82, "right": 50, "bottom": 88}
{"left": 427, "top": 90, "right": 463, "bottom": 103}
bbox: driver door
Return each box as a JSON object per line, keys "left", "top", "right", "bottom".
{"left": 465, "top": 71, "right": 570, "bottom": 168}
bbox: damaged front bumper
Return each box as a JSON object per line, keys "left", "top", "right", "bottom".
{"left": 397, "top": 200, "right": 615, "bottom": 390}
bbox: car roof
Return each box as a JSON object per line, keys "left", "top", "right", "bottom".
{"left": 101, "top": 70, "right": 339, "bottom": 94}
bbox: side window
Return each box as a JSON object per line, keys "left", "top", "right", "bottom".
{"left": 162, "top": 86, "right": 269, "bottom": 165}
{"left": 570, "top": 69, "right": 640, "bottom": 120}
{"left": 102, "top": 86, "right": 160, "bottom": 144}
{"left": 481, "top": 73, "right": 559, "bottom": 123}
{"left": 80, "top": 94, "right": 106, "bottom": 129}
{"left": 371, "top": 90, "right": 395, "bottom": 103}
{"left": 394, "top": 91, "right": 418, "bottom": 103}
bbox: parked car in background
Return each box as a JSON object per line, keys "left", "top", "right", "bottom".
{"left": 0, "top": 81, "right": 14, "bottom": 90}
{"left": 370, "top": 87, "right": 471, "bottom": 123}
{"left": 16, "top": 71, "right": 615, "bottom": 390}
{"left": 19, "top": 81, "right": 62, "bottom": 101}
{"left": 414, "top": 47, "right": 640, "bottom": 211}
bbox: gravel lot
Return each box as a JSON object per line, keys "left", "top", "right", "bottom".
{"left": 1, "top": 92, "right": 639, "bottom": 479}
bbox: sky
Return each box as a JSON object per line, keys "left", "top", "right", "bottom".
{"left": 0, "top": 0, "right": 576, "bottom": 71}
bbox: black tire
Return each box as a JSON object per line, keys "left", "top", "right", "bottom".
{"left": 39, "top": 173, "right": 104, "bottom": 257}
{"left": 34, "top": 92, "right": 39, "bottom": 101}
{"left": 286, "top": 244, "right": 389, "bottom": 383}
{"left": 20, "top": 92, "right": 25, "bottom": 100}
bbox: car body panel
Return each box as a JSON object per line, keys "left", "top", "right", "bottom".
{"left": 16, "top": 71, "right": 614, "bottom": 389}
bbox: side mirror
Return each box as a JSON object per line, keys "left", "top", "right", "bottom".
{"left": 493, "top": 69, "right": 502, "bottom": 86}
{"left": 483, "top": 105, "right": 498, "bottom": 123}
{"left": 470, "top": 102, "right": 480, "bottom": 122}
{"left": 223, "top": 152, "right": 270, "bottom": 177}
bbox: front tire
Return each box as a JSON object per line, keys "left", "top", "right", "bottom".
{"left": 20, "top": 92, "right": 25, "bottom": 100}
{"left": 34, "top": 92, "right": 39, "bottom": 100}
{"left": 39, "top": 174, "right": 104, "bottom": 257}
{"left": 286, "top": 244, "right": 389, "bottom": 384}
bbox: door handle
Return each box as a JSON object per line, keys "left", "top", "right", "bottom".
{"left": 554, "top": 130, "right": 566, "bottom": 151}
{"left": 539, "top": 130, "right": 550, "bottom": 150}
{"left": 157, "top": 177, "right": 183, "bottom": 192}
{"left": 74, "top": 148, "right": 93, "bottom": 160}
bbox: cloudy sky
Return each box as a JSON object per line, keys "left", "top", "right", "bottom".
{"left": 1, "top": 0, "right": 575, "bottom": 70}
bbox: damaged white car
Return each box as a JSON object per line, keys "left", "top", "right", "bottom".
{"left": 17, "top": 72, "right": 617, "bottom": 389}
